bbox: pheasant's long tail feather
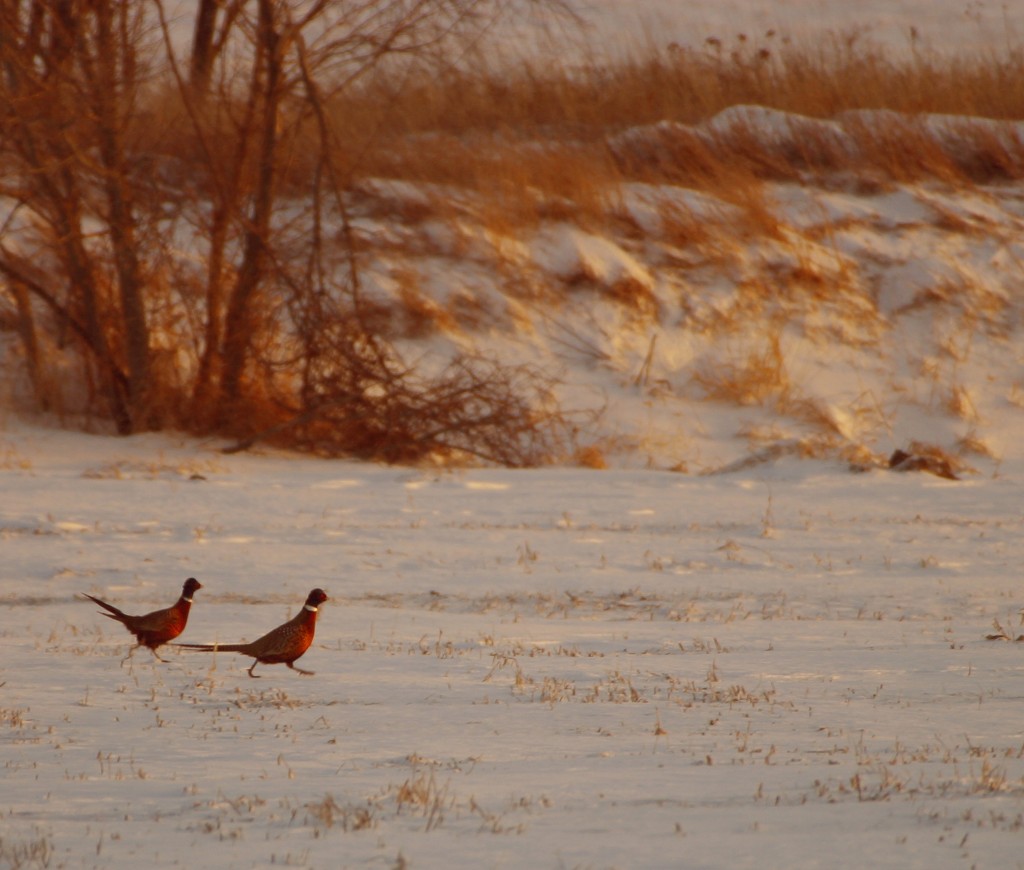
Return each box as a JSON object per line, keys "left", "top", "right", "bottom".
{"left": 176, "top": 642, "right": 250, "bottom": 653}
{"left": 82, "top": 593, "right": 126, "bottom": 619}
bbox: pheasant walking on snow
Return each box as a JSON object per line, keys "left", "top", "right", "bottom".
{"left": 176, "top": 588, "right": 327, "bottom": 677}
{"left": 82, "top": 577, "right": 202, "bottom": 663}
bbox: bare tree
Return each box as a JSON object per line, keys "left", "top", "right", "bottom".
{"left": 0, "top": 0, "right": 575, "bottom": 461}
{"left": 189, "top": 0, "right": 249, "bottom": 94}
{"left": 0, "top": 0, "right": 152, "bottom": 430}
{"left": 217, "top": 0, "right": 288, "bottom": 422}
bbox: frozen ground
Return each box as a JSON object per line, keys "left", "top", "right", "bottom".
{"left": 2, "top": 423, "right": 1024, "bottom": 869}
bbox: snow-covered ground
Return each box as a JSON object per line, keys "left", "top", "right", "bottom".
{"left": 2, "top": 419, "right": 1023, "bottom": 869}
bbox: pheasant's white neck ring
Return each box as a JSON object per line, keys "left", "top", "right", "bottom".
{"left": 304, "top": 604, "right": 319, "bottom": 612}
{"left": 183, "top": 596, "right": 193, "bottom": 603}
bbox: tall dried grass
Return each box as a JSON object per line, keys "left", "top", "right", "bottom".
{"left": 234, "top": 34, "right": 1024, "bottom": 299}
{"left": 317, "top": 34, "right": 1024, "bottom": 193}
{"left": 131, "top": 34, "right": 1024, "bottom": 234}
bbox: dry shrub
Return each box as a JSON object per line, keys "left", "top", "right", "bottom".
{"left": 225, "top": 294, "right": 571, "bottom": 466}
{"left": 298, "top": 353, "right": 565, "bottom": 466}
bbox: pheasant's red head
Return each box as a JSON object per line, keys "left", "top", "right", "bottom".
{"left": 304, "top": 588, "right": 328, "bottom": 610}
{"left": 182, "top": 577, "right": 202, "bottom": 600}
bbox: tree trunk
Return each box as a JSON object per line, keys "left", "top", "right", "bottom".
{"left": 1, "top": 0, "right": 134, "bottom": 431}
{"left": 9, "top": 277, "right": 48, "bottom": 411}
{"left": 87, "top": 0, "right": 151, "bottom": 426}
{"left": 190, "top": 0, "right": 218, "bottom": 93}
{"left": 219, "top": 0, "right": 283, "bottom": 421}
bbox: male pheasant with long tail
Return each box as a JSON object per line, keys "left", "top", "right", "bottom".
{"left": 176, "top": 588, "right": 327, "bottom": 677}
{"left": 82, "top": 577, "right": 202, "bottom": 663}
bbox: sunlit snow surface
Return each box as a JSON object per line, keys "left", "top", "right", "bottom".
{"left": 2, "top": 422, "right": 1023, "bottom": 868}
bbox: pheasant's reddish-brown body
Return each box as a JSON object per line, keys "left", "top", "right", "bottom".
{"left": 83, "top": 577, "right": 202, "bottom": 662}
{"left": 177, "top": 588, "right": 327, "bottom": 677}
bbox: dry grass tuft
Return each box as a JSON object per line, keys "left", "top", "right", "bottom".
{"left": 305, "top": 794, "right": 376, "bottom": 832}
{"left": 393, "top": 767, "right": 451, "bottom": 832}
{"left": 889, "top": 441, "right": 969, "bottom": 479}
{"left": 0, "top": 831, "right": 53, "bottom": 869}
{"left": 690, "top": 334, "right": 789, "bottom": 407}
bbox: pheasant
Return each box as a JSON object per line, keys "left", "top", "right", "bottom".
{"left": 176, "top": 588, "right": 327, "bottom": 677}
{"left": 82, "top": 577, "right": 202, "bottom": 663}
